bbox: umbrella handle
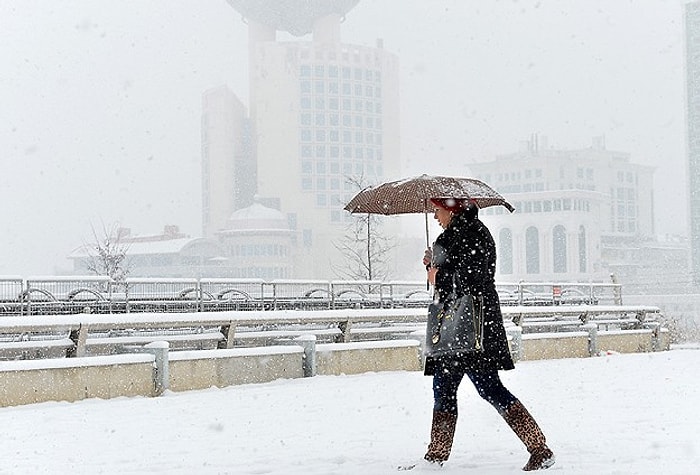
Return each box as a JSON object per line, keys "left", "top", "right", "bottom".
{"left": 425, "top": 211, "right": 430, "bottom": 290}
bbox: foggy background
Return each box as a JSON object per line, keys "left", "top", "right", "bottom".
{"left": 0, "top": 0, "right": 687, "bottom": 275}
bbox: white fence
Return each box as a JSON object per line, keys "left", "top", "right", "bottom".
{"left": 0, "top": 276, "right": 623, "bottom": 316}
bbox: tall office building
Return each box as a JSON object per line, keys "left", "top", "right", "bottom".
{"left": 686, "top": 1, "right": 700, "bottom": 285}
{"left": 201, "top": 86, "right": 254, "bottom": 238}
{"left": 206, "top": 0, "right": 401, "bottom": 278}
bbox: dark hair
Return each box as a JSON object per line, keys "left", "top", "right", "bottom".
{"left": 463, "top": 200, "right": 479, "bottom": 220}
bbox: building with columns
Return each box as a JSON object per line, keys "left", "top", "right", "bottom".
{"left": 202, "top": 0, "right": 401, "bottom": 278}
{"left": 468, "top": 137, "right": 689, "bottom": 292}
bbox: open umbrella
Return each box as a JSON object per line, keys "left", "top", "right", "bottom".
{"left": 344, "top": 174, "right": 514, "bottom": 215}
{"left": 344, "top": 174, "right": 514, "bottom": 244}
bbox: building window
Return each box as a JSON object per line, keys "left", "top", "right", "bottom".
{"left": 499, "top": 228, "right": 513, "bottom": 274}
{"left": 526, "top": 227, "right": 540, "bottom": 274}
{"left": 578, "top": 225, "right": 587, "bottom": 273}
{"left": 303, "top": 229, "right": 313, "bottom": 247}
{"left": 553, "top": 225, "right": 567, "bottom": 273}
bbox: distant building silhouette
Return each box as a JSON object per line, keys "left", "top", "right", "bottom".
{"left": 469, "top": 136, "right": 691, "bottom": 293}
{"left": 69, "top": 225, "right": 229, "bottom": 278}
{"left": 685, "top": 1, "right": 700, "bottom": 286}
{"left": 201, "top": 0, "right": 401, "bottom": 278}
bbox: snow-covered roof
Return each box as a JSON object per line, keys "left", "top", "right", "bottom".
{"left": 224, "top": 203, "right": 289, "bottom": 231}
{"left": 68, "top": 238, "right": 223, "bottom": 259}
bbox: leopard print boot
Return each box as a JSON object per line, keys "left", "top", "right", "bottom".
{"left": 503, "top": 401, "right": 555, "bottom": 471}
{"left": 424, "top": 410, "right": 458, "bottom": 464}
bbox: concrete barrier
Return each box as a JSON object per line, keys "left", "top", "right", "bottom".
{"left": 597, "top": 328, "right": 670, "bottom": 354}
{"left": 316, "top": 340, "right": 422, "bottom": 375}
{"left": 0, "top": 327, "right": 671, "bottom": 408}
{"left": 168, "top": 346, "right": 304, "bottom": 391}
{"left": 0, "top": 354, "right": 154, "bottom": 407}
{"left": 521, "top": 332, "right": 590, "bottom": 360}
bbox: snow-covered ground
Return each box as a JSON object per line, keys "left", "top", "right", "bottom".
{"left": 1, "top": 346, "right": 698, "bottom": 474}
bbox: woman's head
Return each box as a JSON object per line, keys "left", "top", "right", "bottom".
{"left": 430, "top": 198, "right": 478, "bottom": 229}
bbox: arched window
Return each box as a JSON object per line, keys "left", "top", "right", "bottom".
{"left": 499, "top": 228, "right": 513, "bottom": 274}
{"left": 553, "top": 225, "right": 567, "bottom": 273}
{"left": 525, "top": 226, "right": 540, "bottom": 274}
{"left": 578, "top": 225, "right": 587, "bottom": 273}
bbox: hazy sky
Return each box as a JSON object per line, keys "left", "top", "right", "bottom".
{"left": 0, "top": 0, "right": 689, "bottom": 274}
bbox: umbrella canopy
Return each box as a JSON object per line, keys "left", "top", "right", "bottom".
{"left": 344, "top": 174, "right": 515, "bottom": 215}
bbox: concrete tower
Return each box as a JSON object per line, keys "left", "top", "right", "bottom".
{"left": 220, "top": 0, "right": 401, "bottom": 278}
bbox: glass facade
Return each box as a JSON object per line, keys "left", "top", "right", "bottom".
{"left": 298, "top": 50, "right": 385, "bottom": 221}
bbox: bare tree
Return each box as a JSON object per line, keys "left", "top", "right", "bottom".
{"left": 83, "top": 222, "right": 131, "bottom": 285}
{"left": 332, "top": 175, "right": 395, "bottom": 281}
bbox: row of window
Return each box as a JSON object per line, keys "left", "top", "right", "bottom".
{"left": 229, "top": 244, "right": 289, "bottom": 258}
{"left": 231, "top": 267, "right": 290, "bottom": 279}
{"left": 300, "top": 112, "right": 383, "bottom": 130}
{"left": 300, "top": 96, "right": 383, "bottom": 114}
{"left": 487, "top": 169, "right": 543, "bottom": 182}
{"left": 300, "top": 65, "right": 381, "bottom": 83}
{"left": 300, "top": 128, "right": 383, "bottom": 145}
{"left": 616, "top": 171, "right": 638, "bottom": 184}
{"left": 496, "top": 183, "right": 598, "bottom": 193}
{"left": 482, "top": 198, "right": 592, "bottom": 215}
{"left": 484, "top": 167, "right": 638, "bottom": 186}
{"left": 300, "top": 80, "right": 381, "bottom": 99}
{"left": 301, "top": 159, "right": 382, "bottom": 176}
{"left": 301, "top": 145, "right": 383, "bottom": 160}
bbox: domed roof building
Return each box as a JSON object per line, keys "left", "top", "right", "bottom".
{"left": 217, "top": 201, "right": 297, "bottom": 279}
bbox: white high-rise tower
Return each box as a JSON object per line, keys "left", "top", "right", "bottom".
{"left": 204, "top": 0, "right": 401, "bottom": 278}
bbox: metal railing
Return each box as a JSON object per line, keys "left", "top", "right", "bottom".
{"left": 0, "top": 276, "right": 623, "bottom": 316}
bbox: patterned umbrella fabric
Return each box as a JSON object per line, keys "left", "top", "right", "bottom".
{"left": 344, "top": 174, "right": 515, "bottom": 215}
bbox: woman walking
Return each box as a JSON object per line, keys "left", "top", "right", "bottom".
{"left": 404, "top": 197, "right": 554, "bottom": 471}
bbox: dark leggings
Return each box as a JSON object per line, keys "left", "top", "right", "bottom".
{"left": 432, "top": 360, "right": 517, "bottom": 416}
